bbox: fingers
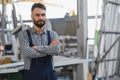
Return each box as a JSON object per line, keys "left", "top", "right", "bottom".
{"left": 49, "top": 40, "right": 59, "bottom": 46}
{"left": 31, "top": 46, "right": 38, "bottom": 50}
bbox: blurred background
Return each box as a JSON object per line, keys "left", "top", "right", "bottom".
{"left": 0, "top": 0, "right": 120, "bottom": 80}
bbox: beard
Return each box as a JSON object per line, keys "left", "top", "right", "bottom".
{"left": 33, "top": 19, "right": 46, "bottom": 28}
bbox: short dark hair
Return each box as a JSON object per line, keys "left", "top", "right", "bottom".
{"left": 31, "top": 3, "right": 46, "bottom": 12}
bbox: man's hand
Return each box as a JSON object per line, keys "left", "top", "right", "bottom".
{"left": 31, "top": 46, "right": 38, "bottom": 50}
{"left": 49, "top": 40, "right": 59, "bottom": 46}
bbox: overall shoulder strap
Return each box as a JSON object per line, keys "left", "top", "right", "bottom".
{"left": 26, "top": 30, "right": 34, "bottom": 47}
{"left": 47, "top": 30, "right": 51, "bottom": 45}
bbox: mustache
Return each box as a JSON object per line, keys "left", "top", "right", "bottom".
{"left": 37, "top": 20, "right": 44, "bottom": 22}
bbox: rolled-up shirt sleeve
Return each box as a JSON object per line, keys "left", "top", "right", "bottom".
{"left": 38, "top": 31, "right": 61, "bottom": 55}
{"left": 18, "top": 30, "right": 46, "bottom": 58}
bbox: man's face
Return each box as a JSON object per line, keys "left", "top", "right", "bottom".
{"left": 31, "top": 8, "right": 46, "bottom": 28}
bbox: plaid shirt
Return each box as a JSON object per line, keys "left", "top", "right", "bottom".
{"left": 18, "top": 27, "right": 61, "bottom": 70}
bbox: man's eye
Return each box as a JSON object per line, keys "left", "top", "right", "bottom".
{"left": 36, "top": 14, "right": 40, "bottom": 16}
{"left": 41, "top": 14, "right": 46, "bottom": 16}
